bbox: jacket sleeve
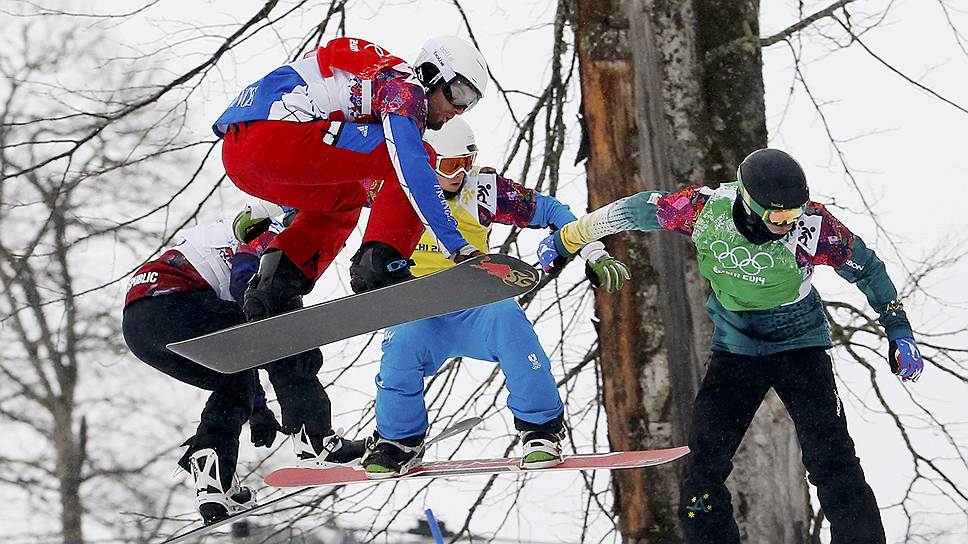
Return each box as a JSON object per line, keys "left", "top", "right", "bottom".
{"left": 382, "top": 113, "right": 470, "bottom": 256}
{"left": 806, "top": 203, "right": 913, "bottom": 340}
{"left": 485, "top": 173, "right": 577, "bottom": 230}
{"left": 554, "top": 190, "right": 669, "bottom": 256}
{"left": 253, "top": 379, "right": 268, "bottom": 411}
{"left": 229, "top": 253, "right": 258, "bottom": 306}
{"left": 228, "top": 230, "right": 277, "bottom": 306}
{"left": 529, "top": 194, "right": 578, "bottom": 231}
{"left": 833, "top": 236, "right": 914, "bottom": 341}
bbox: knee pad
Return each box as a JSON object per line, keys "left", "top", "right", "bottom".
{"left": 349, "top": 242, "right": 415, "bottom": 294}
{"left": 199, "top": 384, "right": 253, "bottom": 430}
{"left": 678, "top": 486, "right": 742, "bottom": 544}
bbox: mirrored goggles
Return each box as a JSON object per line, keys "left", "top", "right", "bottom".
{"left": 740, "top": 185, "right": 803, "bottom": 226}
{"left": 443, "top": 76, "right": 482, "bottom": 110}
{"left": 435, "top": 152, "right": 476, "bottom": 178}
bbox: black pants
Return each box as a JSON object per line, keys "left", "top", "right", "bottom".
{"left": 679, "top": 348, "right": 885, "bottom": 544}
{"left": 122, "top": 291, "right": 333, "bottom": 487}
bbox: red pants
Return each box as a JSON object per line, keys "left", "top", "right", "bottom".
{"left": 222, "top": 120, "right": 424, "bottom": 280}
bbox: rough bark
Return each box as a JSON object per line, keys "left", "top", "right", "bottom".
{"left": 575, "top": 0, "right": 810, "bottom": 541}
{"left": 575, "top": 0, "right": 676, "bottom": 542}
{"left": 574, "top": 1, "right": 680, "bottom": 539}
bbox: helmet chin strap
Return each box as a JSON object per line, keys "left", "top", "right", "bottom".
{"left": 732, "top": 197, "right": 786, "bottom": 245}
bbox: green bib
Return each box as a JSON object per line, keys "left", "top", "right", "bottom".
{"left": 692, "top": 183, "right": 809, "bottom": 311}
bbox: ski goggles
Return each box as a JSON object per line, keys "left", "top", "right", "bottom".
{"left": 442, "top": 76, "right": 482, "bottom": 110}
{"left": 738, "top": 183, "right": 803, "bottom": 226}
{"left": 434, "top": 151, "right": 477, "bottom": 178}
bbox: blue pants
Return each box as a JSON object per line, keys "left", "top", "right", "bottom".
{"left": 375, "top": 299, "right": 564, "bottom": 440}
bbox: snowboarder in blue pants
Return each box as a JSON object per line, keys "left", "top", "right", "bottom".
{"left": 356, "top": 118, "right": 630, "bottom": 477}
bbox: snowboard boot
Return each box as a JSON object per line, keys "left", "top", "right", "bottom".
{"left": 242, "top": 249, "right": 313, "bottom": 321}
{"left": 292, "top": 426, "right": 368, "bottom": 468}
{"left": 362, "top": 431, "right": 426, "bottom": 479}
{"left": 519, "top": 428, "right": 566, "bottom": 469}
{"left": 188, "top": 448, "right": 257, "bottom": 524}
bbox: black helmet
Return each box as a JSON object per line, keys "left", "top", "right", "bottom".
{"left": 737, "top": 148, "right": 809, "bottom": 209}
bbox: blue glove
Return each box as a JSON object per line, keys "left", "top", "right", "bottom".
{"left": 537, "top": 234, "right": 568, "bottom": 273}
{"left": 888, "top": 337, "right": 923, "bottom": 382}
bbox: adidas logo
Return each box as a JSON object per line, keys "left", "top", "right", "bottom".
{"left": 357, "top": 125, "right": 368, "bottom": 137}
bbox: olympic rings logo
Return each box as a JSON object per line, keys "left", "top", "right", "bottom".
{"left": 709, "top": 240, "right": 775, "bottom": 276}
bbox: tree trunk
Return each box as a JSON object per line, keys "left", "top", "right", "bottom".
{"left": 55, "top": 413, "right": 85, "bottom": 544}
{"left": 574, "top": 0, "right": 810, "bottom": 541}
{"left": 574, "top": 1, "right": 683, "bottom": 539}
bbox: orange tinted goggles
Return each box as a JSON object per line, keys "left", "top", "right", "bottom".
{"left": 762, "top": 207, "right": 803, "bottom": 226}
{"left": 740, "top": 185, "right": 803, "bottom": 226}
{"left": 435, "top": 153, "right": 476, "bottom": 178}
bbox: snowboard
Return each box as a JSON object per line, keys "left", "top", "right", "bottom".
{"left": 155, "top": 417, "right": 481, "bottom": 544}
{"left": 265, "top": 446, "right": 690, "bottom": 488}
{"left": 167, "top": 254, "right": 541, "bottom": 374}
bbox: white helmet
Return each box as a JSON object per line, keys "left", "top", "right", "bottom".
{"left": 414, "top": 36, "right": 488, "bottom": 110}
{"left": 424, "top": 117, "right": 477, "bottom": 179}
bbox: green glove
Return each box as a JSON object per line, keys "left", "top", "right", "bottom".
{"left": 580, "top": 241, "right": 631, "bottom": 293}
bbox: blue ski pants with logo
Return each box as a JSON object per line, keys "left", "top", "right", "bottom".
{"left": 375, "top": 299, "right": 564, "bottom": 440}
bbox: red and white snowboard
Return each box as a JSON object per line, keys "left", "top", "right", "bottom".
{"left": 265, "top": 446, "right": 690, "bottom": 488}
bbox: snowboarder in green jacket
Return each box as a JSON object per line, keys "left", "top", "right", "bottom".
{"left": 537, "top": 148, "right": 922, "bottom": 544}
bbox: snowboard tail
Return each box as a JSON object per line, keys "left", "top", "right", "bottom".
{"left": 167, "top": 254, "right": 540, "bottom": 374}
{"left": 266, "top": 446, "right": 690, "bottom": 488}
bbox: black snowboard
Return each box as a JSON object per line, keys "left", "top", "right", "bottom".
{"left": 167, "top": 254, "right": 541, "bottom": 374}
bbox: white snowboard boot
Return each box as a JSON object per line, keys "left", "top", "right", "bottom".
{"left": 292, "top": 426, "right": 368, "bottom": 468}
{"left": 188, "top": 448, "right": 257, "bottom": 524}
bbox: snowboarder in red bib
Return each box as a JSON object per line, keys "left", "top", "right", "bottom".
{"left": 213, "top": 36, "right": 489, "bottom": 325}
{"left": 122, "top": 204, "right": 365, "bottom": 524}
{"left": 537, "top": 149, "right": 923, "bottom": 544}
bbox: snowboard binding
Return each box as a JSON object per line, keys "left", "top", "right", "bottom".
{"left": 292, "top": 426, "right": 368, "bottom": 468}
{"left": 188, "top": 448, "right": 257, "bottom": 524}
{"left": 362, "top": 432, "right": 427, "bottom": 479}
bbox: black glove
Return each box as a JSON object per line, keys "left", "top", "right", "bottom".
{"left": 242, "top": 250, "right": 309, "bottom": 321}
{"left": 248, "top": 405, "right": 281, "bottom": 448}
